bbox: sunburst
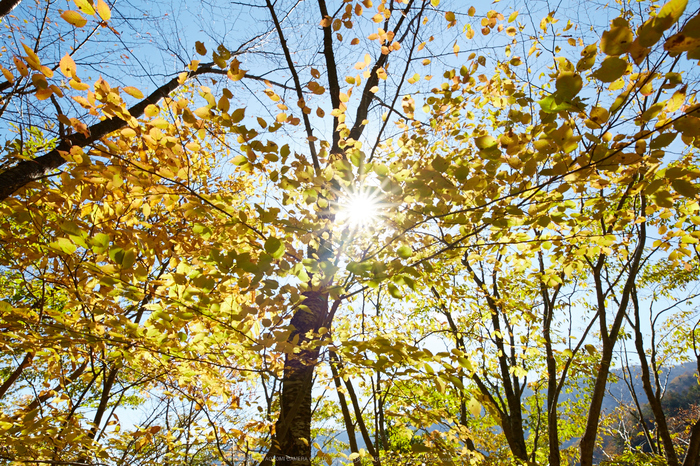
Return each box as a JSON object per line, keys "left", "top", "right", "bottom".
{"left": 335, "top": 186, "right": 384, "bottom": 229}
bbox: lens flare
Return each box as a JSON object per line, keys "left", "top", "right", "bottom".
{"left": 337, "top": 188, "right": 382, "bottom": 229}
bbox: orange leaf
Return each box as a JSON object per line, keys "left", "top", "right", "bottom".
{"left": 13, "top": 57, "right": 28, "bottom": 77}
{"left": 60, "top": 54, "right": 77, "bottom": 78}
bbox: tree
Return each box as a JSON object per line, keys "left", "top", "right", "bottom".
{"left": 2, "top": 0, "right": 700, "bottom": 465}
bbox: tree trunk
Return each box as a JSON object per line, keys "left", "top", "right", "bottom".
{"left": 0, "top": 0, "right": 21, "bottom": 19}
{"left": 266, "top": 291, "right": 327, "bottom": 466}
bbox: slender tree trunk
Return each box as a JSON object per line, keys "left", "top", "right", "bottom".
{"left": 333, "top": 352, "right": 380, "bottom": 466}
{"left": 329, "top": 354, "right": 361, "bottom": 466}
{"left": 265, "top": 291, "right": 328, "bottom": 466}
{"left": 580, "top": 193, "right": 646, "bottom": 466}
{"left": 631, "top": 287, "right": 679, "bottom": 466}
{"left": 683, "top": 419, "right": 700, "bottom": 466}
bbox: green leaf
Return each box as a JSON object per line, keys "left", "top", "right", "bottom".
{"left": 474, "top": 135, "right": 497, "bottom": 150}
{"left": 110, "top": 248, "right": 135, "bottom": 269}
{"left": 538, "top": 95, "right": 575, "bottom": 113}
{"left": 387, "top": 282, "right": 402, "bottom": 299}
{"left": 374, "top": 163, "right": 389, "bottom": 176}
{"left": 671, "top": 179, "right": 699, "bottom": 197}
{"left": 60, "top": 221, "right": 82, "bottom": 236}
{"left": 264, "top": 237, "right": 285, "bottom": 259}
{"left": 51, "top": 237, "right": 77, "bottom": 254}
{"left": 397, "top": 245, "right": 413, "bottom": 259}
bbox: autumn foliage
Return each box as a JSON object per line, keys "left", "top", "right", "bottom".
{"left": 1, "top": 0, "right": 700, "bottom": 465}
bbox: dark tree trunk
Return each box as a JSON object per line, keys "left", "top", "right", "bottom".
{"left": 0, "top": 0, "right": 21, "bottom": 18}
{"left": 265, "top": 291, "right": 327, "bottom": 466}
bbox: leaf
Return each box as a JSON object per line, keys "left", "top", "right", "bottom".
{"left": 59, "top": 54, "right": 77, "bottom": 78}
{"left": 264, "top": 237, "right": 285, "bottom": 259}
{"left": 591, "top": 57, "right": 628, "bottom": 83}
{"left": 576, "top": 43, "right": 598, "bottom": 71}
{"left": 641, "top": 102, "right": 665, "bottom": 122}
{"left": 73, "top": 0, "right": 95, "bottom": 15}
{"left": 654, "top": 0, "right": 688, "bottom": 33}
{"left": 51, "top": 238, "right": 77, "bottom": 255}
{"left": 671, "top": 179, "right": 699, "bottom": 197}
{"left": 468, "top": 398, "right": 482, "bottom": 417}
{"left": 474, "top": 135, "right": 497, "bottom": 150}
{"left": 397, "top": 245, "right": 412, "bottom": 259}
{"left": 600, "top": 25, "right": 633, "bottom": 56}
{"left": 61, "top": 10, "right": 87, "bottom": 27}
{"left": 122, "top": 86, "right": 144, "bottom": 99}
{"left": 231, "top": 108, "right": 245, "bottom": 123}
{"left": 387, "top": 283, "right": 402, "bottom": 299}
{"left": 664, "top": 33, "right": 700, "bottom": 57}
{"left": 194, "top": 107, "right": 212, "bottom": 119}
{"left": 195, "top": 41, "right": 207, "bottom": 56}
{"left": 555, "top": 72, "right": 582, "bottom": 101}
{"left": 96, "top": 0, "right": 111, "bottom": 20}
{"left": 649, "top": 132, "right": 677, "bottom": 149}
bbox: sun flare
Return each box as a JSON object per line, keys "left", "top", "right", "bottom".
{"left": 337, "top": 189, "right": 382, "bottom": 229}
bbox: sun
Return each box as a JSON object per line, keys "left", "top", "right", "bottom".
{"left": 336, "top": 188, "right": 382, "bottom": 229}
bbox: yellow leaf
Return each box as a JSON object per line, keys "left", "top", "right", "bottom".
{"left": 21, "top": 43, "right": 41, "bottom": 70}
{"left": 468, "top": 6, "right": 476, "bottom": 16}
{"left": 468, "top": 398, "right": 482, "bottom": 417}
{"left": 96, "top": 0, "right": 111, "bottom": 20}
{"left": 194, "top": 107, "right": 212, "bottom": 119}
{"left": 600, "top": 26, "right": 633, "bottom": 56}
{"left": 73, "top": 0, "right": 95, "bottom": 15}
{"left": 69, "top": 78, "right": 89, "bottom": 90}
{"left": 0, "top": 66, "right": 13, "bottom": 83}
{"left": 61, "top": 10, "right": 87, "bottom": 27}
{"left": 35, "top": 88, "right": 53, "bottom": 100}
{"left": 667, "top": 86, "right": 686, "bottom": 113}
{"left": 231, "top": 108, "right": 245, "bottom": 123}
{"left": 122, "top": 86, "right": 144, "bottom": 99}
{"left": 276, "top": 113, "right": 287, "bottom": 123}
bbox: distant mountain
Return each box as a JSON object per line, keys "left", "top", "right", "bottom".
{"left": 603, "top": 361, "right": 697, "bottom": 412}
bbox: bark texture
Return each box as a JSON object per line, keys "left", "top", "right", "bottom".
{"left": 267, "top": 291, "right": 327, "bottom": 466}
